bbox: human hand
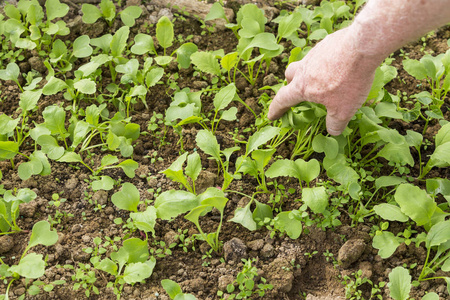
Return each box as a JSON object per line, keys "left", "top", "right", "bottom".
{"left": 268, "top": 27, "right": 380, "bottom": 136}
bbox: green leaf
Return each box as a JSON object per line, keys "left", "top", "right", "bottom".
{"left": 120, "top": 5, "right": 142, "bottom": 27}
{"left": 9, "top": 253, "right": 45, "bottom": 279}
{"left": 274, "top": 211, "right": 302, "bottom": 239}
{"left": 378, "top": 142, "right": 414, "bottom": 167}
{"left": 395, "top": 184, "right": 436, "bottom": 227}
{"left": 221, "top": 52, "right": 239, "bottom": 72}
{"left": 45, "top": 0, "right": 69, "bottom": 21}
{"left": 176, "top": 42, "right": 198, "bottom": 69}
{"left": 373, "top": 204, "right": 409, "bottom": 222}
{"left": 388, "top": 266, "right": 411, "bottom": 300}
{"left": 375, "top": 176, "right": 407, "bottom": 189}
{"left": 111, "top": 182, "right": 140, "bottom": 212}
{"left": 277, "top": 12, "right": 302, "bottom": 40}
{"left": 252, "top": 200, "right": 273, "bottom": 226}
{"left": 123, "top": 261, "right": 154, "bottom": 284}
{"left": 131, "top": 33, "right": 155, "bottom": 55}
{"left": 145, "top": 67, "right": 164, "bottom": 87}
{"left": 403, "top": 59, "right": 427, "bottom": 80}
{"left": 73, "top": 35, "right": 93, "bottom": 58}
{"left": 71, "top": 121, "right": 90, "bottom": 149}
{"left": 19, "top": 90, "right": 42, "bottom": 112}
{"left": 0, "top": 114, "right": 19, "bottom": 135}
{"left": 161, "top": 279, "right": 182, "bottom": 299}
{"left": 155, "top": 56, "right": 173, "bottom": 66}
{"left": 117, "top": 159, "right": 138, "bottom": 178}
{"left": 426, "top": 220, "right": 450, "bottom": 248}
{"left": 29, "top": 220, "right": 58, "bottom": 248}
{"left": 0, "top": 62, "right": 20, "bottom": 82}
{"left": 156, "top": 16, "right": 174, "bottom": 49}
{"left": 90, "top": 34, "right": 112, "bottom": 52}
{"left": 111, "top": 26, "right": 130, "bottom": 57}
{"left": 308, "top": 28, "right": 328, "bottom": 40}
{"left": 373, "top": 231, "right": 400, "bottom": 259}
{"left": 190, "top": 51, "right": 221, "bottom": 76}
{"left": 100, "top": 0, "right": 116, "bottom": 22}
{"left": 97, "top": 258, "right": 118, "bottom": 275}
{"left": 303, "top": 187, "right": 328, "bottom": 214}
{"left": 196, "top": 130, "right": 221, "bottom": 161}
{"left": 57, "top": 151, "right": 83, "bottom": 163}
{"left": 422, "top": 293, "right": 439, "bottom": 300}
{"left": 101, "top": 154, "right": 119, "bottom": 167}
{"left": 155, "top": 190, "right": 200, "bottom": 220}
{"left": 130, "top": 206, "right": 157, "bottom": 234}
{"left": 42, "top": 105, "right": 66, "bottom": 135}
{"left": 173, "top": 294, "right": 197, "bottom": 300}
{"left": 92, "top": 176, "right": 114, "bottom": 191}
{"left": 214, "top": 83, "right": 236, "bottom": 111}
{"left": 42, "top": 76, "right": 68, "bottom": 95}
{"left": 186, "top": 152, "right": 201, "bottom": 183}
{"left": 312, "top": 134, "right": 338, "bottom": 159}
{"left": 229, "top": 203, "right": 257, "bottom": 231}
{"left": 74, "top": 78, "right": 96, "bottom": 94}
{"left": 18, "top": 155, "right": 43, "bottom": 180}
{"left": 436, "top": 123, "right": 450, "bottom": 146}
{"left": 246, "top": 126, "right": 280, "bottom": 154}
{"left": 205, "top": 2, "right": 226, "bottom": 21}
{"left": 185, "top": 205, "right": 210, "bottom": 229}
{"left": 111, "top": 238, "right": 149, "bottom": 267}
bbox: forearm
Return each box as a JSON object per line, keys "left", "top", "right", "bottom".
{"left": 350, "top": 0, "right": 450, "bottom": 66}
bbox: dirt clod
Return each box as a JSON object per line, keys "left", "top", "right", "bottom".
{"left": 338, "top": 239, "right": 367, "bottom": 268}
{"left": 0, "top": 236, "right": 14, "bottom": 254}
{"left": 223, "top": 237, "right": 248, "bottom": 262}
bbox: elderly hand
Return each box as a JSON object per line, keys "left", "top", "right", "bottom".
{"left": 268, "top": 27, "right": 379, "bottom": 136}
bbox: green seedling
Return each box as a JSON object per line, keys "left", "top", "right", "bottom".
{"left": 111, "top": 182, "right": 157, "bottom": 237}
{"left": 403, "top": 50, "right": 450, "bottom": 133}
{"left": 0, "top": 188, "right": 37, "bottom": 234}
{"left": 92, "top": 238, "right": 156, "bottom": 299}
{"left": 387, "top": 266, "right": 439, "bottom": 300}
{"left": 155, "top": 187, "right": 228, "bottom": 252}
{"left": 420, "top": 122, "right": 450, "bottom": 178}
{"left": 0, "top": 62, "right": 22, "bottom": 91}
{"left": 0, "top": 221, "right": 59, "bottom": 299}
{"left": 221, "top": 258, "right": 273, "bottom": 299}
{"left": 82, "top": 0, "right": 142, "bottom": 27}
{"left": 161, "top": 279, "right": 197, "bottom": 300}
{"left": 161, "top": 151, "right": 201, "bottom": 194}
{"left": 1, "top": 0, "right": 69, "bottom": 51}
{"left": 72, "top": 263, "right": 99, "bottom": 298}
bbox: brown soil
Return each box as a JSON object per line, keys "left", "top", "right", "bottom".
{"left": 0, "top": 1, "right": 449, "bottom": 300}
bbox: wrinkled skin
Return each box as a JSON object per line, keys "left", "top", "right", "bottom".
{"left": 268, "top": 0, "right": 450, "bottom": 136}
{"left": 268, "top": 28, "right": 377, "bottom": 136}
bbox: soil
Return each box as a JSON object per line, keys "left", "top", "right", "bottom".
{"left": 0, "top": 0, "right": 449, "bottom": 299}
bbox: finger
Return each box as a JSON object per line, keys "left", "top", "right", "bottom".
{"left": 268, "top": 83, "right": 305, "bottom": 120}
{"left": 325, "top": 113, "right": 350, "bottom": 136}
{"left": 284, "top": 61, "right": 300, "bottom": 83}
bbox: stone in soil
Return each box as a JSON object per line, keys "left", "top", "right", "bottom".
{"left": 223, "top": 237, "right": 248, "bottom": 262}
{"left": 262, "top": 257, "right": 294, "bottom": 293}
{"left": 338, "top": 239, "right": 367, "bottom": 268}
{"left": 218, "top": 274, "right": 234, "bottom": 291}
{"left": 0, "top": 236, "right": 14, "bottom": 254}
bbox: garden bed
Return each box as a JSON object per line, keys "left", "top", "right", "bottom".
{"left": 0, "top": 0, "right": 449, "bottom": 299}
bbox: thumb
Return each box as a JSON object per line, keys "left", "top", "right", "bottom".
{"left": 268, "top": 82, "right": 305, "bottom": 120}
{"left": 325, "top": 113, "right": 350, "bottom": 136}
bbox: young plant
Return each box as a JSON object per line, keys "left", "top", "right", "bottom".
{"left": 220, "top": 258, "right": 273, "bottom": 299}
{"left": 92, "top": 237, "right": 156, "bottom": 299}
{"left": 82, "top": 0, "right": 142, "bottom": 27}
{"left": 155, "top": 187, "right": 229, "bottom": 253}
{"left": 161, "top": 151, "right": 201, "bottom": 194}
{"left": 111, "top": 182, "right": 157, "bottom": 237}
{"left": 0, "top": 188, "right": 37, "bottom": 234}
{"left": 161, "top": 279, "right": 197, "bottom": 300}
{"left": 0, "top": 221, "right": 59, "bottom": 299}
